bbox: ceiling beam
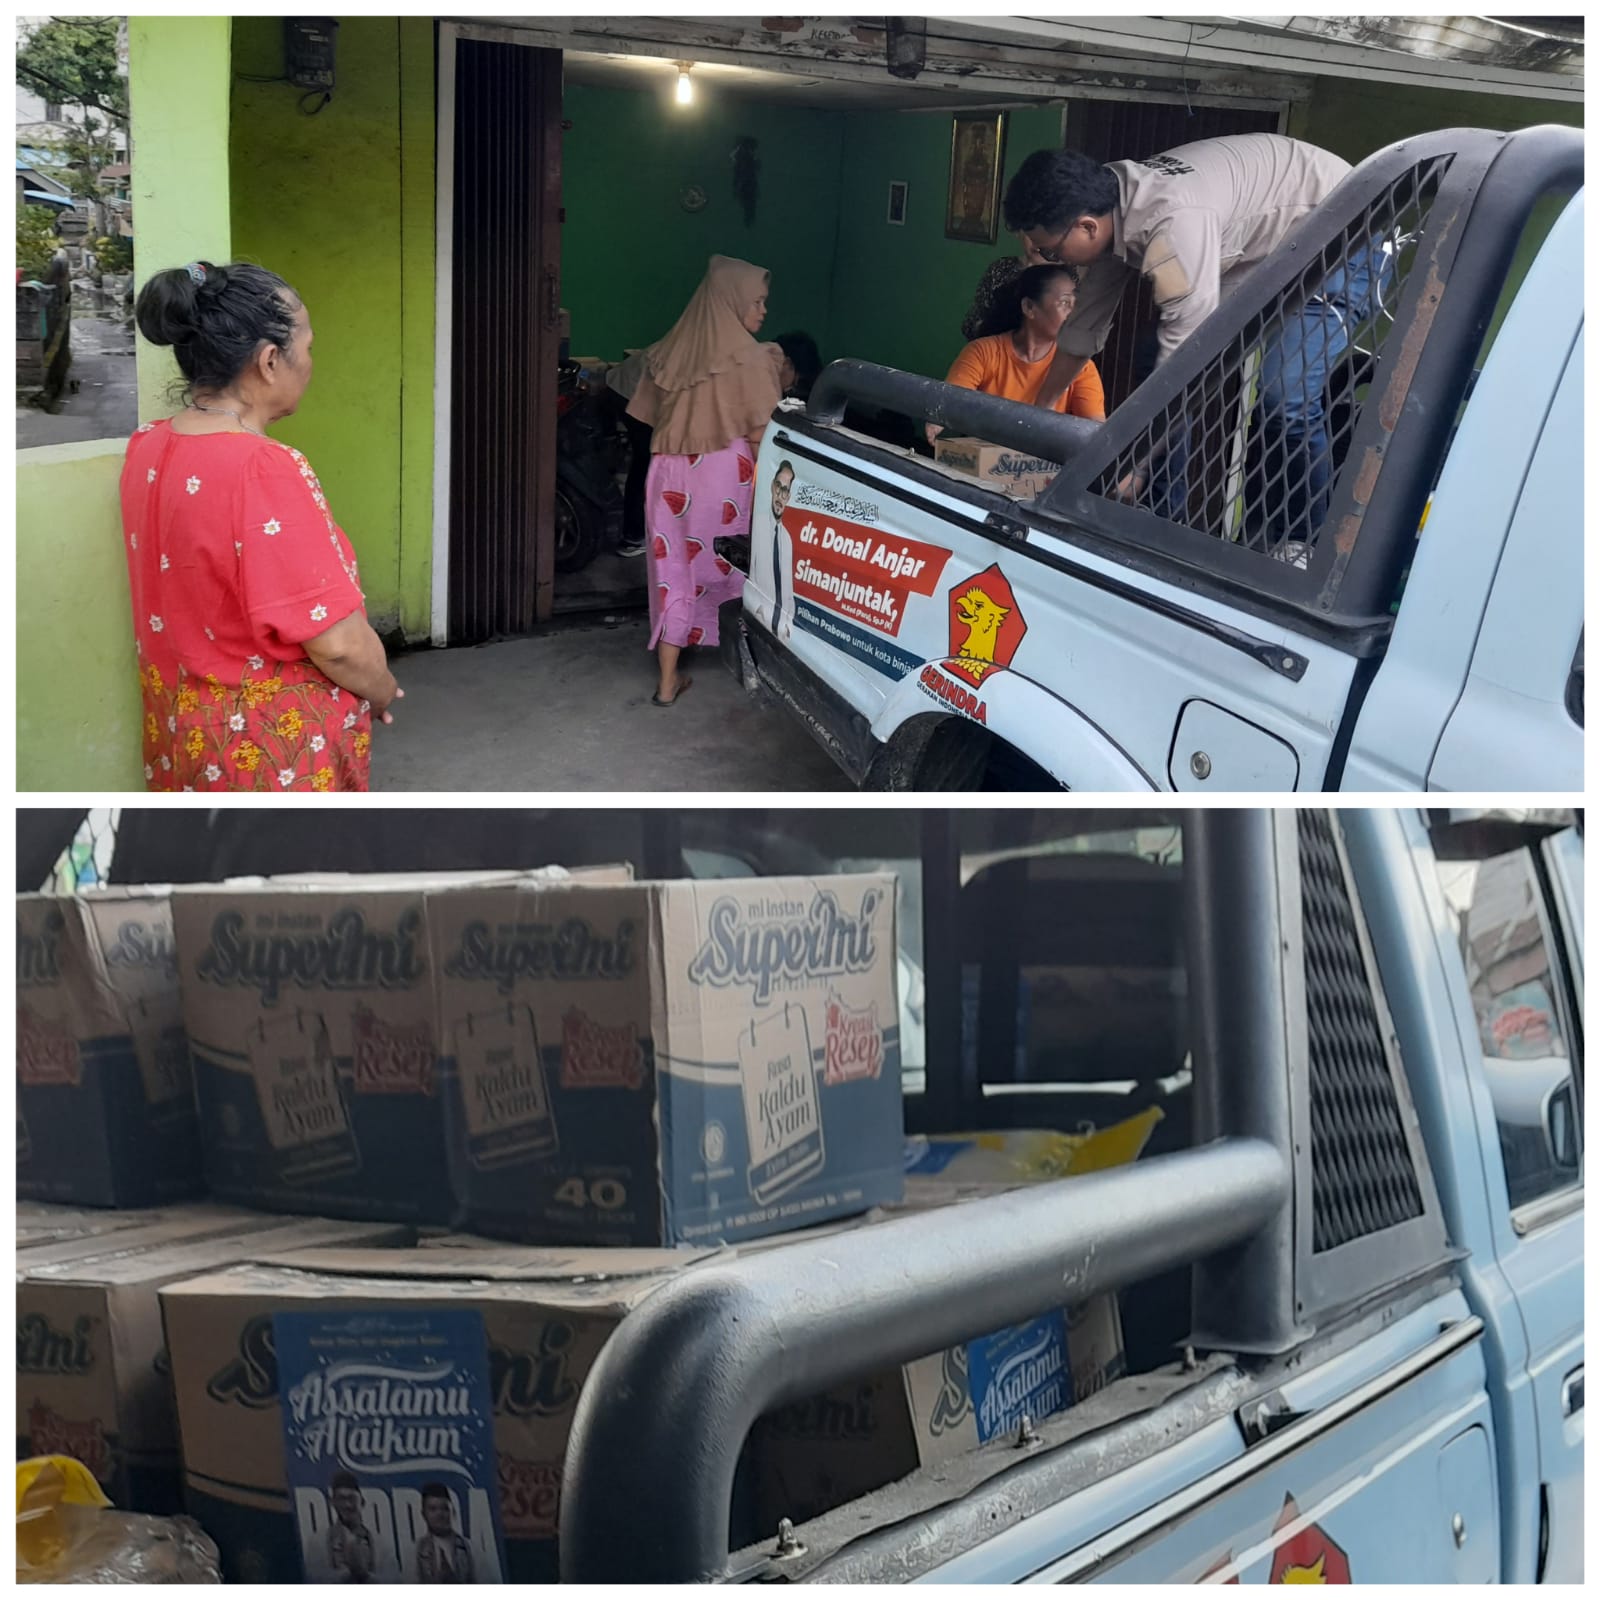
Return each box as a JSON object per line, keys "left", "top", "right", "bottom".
{"left": 964, "top": 15, "right": 1583, "bottom": 102}
{"left": 476, "top": 16, "right": 1313, "bottom": 102}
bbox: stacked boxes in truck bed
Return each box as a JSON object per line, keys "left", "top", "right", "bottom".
{"left": 16, "top": 1216, "right": 412, "bottom": 1513}
{"left": 160, "top": 1244, "right": 714, "bottom": 1582}
{"left": 160, "top": 1114, "right": 1156, "bottom": 1582}
{"left": 167, "top": 869, "right": 630, "bottom": 1227}
{"left": 424, "top": 872, "right": 906, "bottom": 1246}
{"left": 17, "top": 888, "right": 203, "bottom": 1206}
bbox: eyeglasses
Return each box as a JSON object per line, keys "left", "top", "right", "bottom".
{"left": 1027, "top": 229, "right": 1072, "bottom": 266}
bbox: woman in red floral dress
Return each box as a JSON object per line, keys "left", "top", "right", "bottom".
{"left": 122, "top": 261, "right": 401, "bottom": 791}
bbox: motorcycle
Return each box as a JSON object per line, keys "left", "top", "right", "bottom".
{"left": 555, "top": 360, "right": 626, "bottom": 575}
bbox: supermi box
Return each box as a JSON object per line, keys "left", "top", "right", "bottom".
{"left": 169, "top": 869, "right": 629, "bottom": 1227}
{"left": 16, "top": 888, "right": 203, "bottom": 1206}
{"left": 159, "top": 1245, "right": 715, "bottom": 1583}
{"left": 17, "top": 1216, "right": 411, "bottom": 1514}
{"left": 17, "top": 1201, "right": 250, "bottom": 1251}
{"left": 737, "top": 1113, "right": 1162, "bottom": 1533}
{"left": 933, "top": 436, "right": 1059, "bottom": 499}
{"left": 425, "top": 874, "right": 905, "bottom": 1245}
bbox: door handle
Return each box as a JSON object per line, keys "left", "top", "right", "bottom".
{"left": 1561, "top": 1367, "right": 1583, "bottom": 1417}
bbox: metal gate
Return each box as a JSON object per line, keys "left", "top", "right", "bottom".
{"left": 448, "top": 39, "right": 563, "bottom": 641}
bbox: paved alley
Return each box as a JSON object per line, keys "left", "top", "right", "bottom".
{"left": 16, "top": 312, "right": 138, "bottom": 448}
{"left": 371, "top": 614, "right": 849, "bottom": 792}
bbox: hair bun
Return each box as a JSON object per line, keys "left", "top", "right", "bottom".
{"left": 134, "top": 266, "right": 203, "bottom": 348}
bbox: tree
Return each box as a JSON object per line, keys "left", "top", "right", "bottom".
{"left": 16, "top": 16, "right": 128, "bottom": 126}
{"left": 17, "top": 205, "right": 62, "bottom": 281}
{"left": 43, "top": 124, "right": 121, "bottom": 202}
{"left": 18, "top": 18, "right": 129, "bottom": 234}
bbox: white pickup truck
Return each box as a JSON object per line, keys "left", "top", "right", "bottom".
{"left": 727, "top": 127, "right": 1584, "bottom": 792}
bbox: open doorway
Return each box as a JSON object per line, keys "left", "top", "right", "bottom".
{"left": 436, "top": 27, "right": 1287, "bottom": 644}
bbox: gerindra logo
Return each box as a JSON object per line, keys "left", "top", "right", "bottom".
{"left": 197, "top": 908, "right": 425, "bottom": 1004}
{"left": 285, "top": 1360, "right": 475, "bottom": 1479}
{"left": 445, "top": 917, "right": 636, "bottom": 994}
{"left": 688, "top": 888, "right": 881, "bottom": 1003}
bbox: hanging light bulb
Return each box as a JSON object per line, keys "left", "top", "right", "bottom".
{"left": 675, "top": 62, "right": 694, "bottom": 106}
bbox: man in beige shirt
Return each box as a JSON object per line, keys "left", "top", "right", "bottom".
{"left": 1002, "top": 132, "right": 1384, "bottom": 530}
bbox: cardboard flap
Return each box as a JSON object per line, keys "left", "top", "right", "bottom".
{"left": 22, "top": 1219, "right": 411, "bottom": 1286}
{"left": 250, "top": 1243, "right": 720, "bottom": 1285}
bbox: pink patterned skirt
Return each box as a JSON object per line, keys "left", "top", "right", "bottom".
{"left": 643, "top": 439, "right": 752, "bottom": 650}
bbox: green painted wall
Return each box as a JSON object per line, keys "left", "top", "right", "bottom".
{"left": 561, "top": 88, "right": 1063, "bottom": 387}
{"left": 17, "top": 443, "right": 144, "bottom": 790}
{"left": 16, "top": 17, "right": 232, "bottom": 790}
{"left": 827, "top": 104, "right": 1062, "bottom": 383}
{"left": 229, "top": 17, "right": 436, "bottom": 639}
{"left": 1288, "top": 74, "right": 1582, "bottom": 160}
{"left": 560, "top": 83, "right": 845, "bottom": 357}
{"left": 130, "top": 16, "right": 234, "bottom": 419}
{"left": 1291, "top": 77, "right": 1583, "bottom": 355}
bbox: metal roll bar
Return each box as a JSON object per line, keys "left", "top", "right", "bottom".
{"left": 558, "top": 1137, "right": 1290, "bottom": 1583}
{"left": 808, "top": 356, "right": 1102, "bottom": 463}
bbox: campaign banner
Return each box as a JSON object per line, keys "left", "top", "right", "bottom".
{"left": 275, "top": 1307, "right": 507, "bottom": 1584}
{"left": 783, "top": 508, "right": 951, "bottom": 638}
{"left": 793, "top": 602, "right": 923, "bottom": 681}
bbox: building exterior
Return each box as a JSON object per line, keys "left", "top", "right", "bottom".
{"left": 15, "top": 15, "right": 1584, "bottom": 790}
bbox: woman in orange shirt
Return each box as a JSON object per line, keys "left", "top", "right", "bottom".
{"left": 932, "top": 264, "right": 1106, "bottom": 440}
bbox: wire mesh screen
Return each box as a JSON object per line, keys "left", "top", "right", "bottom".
{"left": 1093, "top": 156, "right": 1453, "bottom": 563}
{"left": 44, "top": 810, "right": 120, "bottom": 894}
{"left": 1298, "top": 810, "right": 1425, "bottom": 1254}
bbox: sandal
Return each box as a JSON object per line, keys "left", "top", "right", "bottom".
{"left": 651, "top": 675, "right": 693, "bottom": 707}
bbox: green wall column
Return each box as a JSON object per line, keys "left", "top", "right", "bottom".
{"left": 17, "top": 443, "right": 144, "bottom": 790}
{"left": 129, "top": 16, "right": 234, "bottom": 420}
{"left": 230, "top": 16, "right": 436, "bottom": 639}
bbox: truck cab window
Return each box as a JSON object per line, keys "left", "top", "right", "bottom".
{"left": 1434, "top": 838, "right": 1583, "bottom": 1213}
{"left": 954, "top": 811, "right": 1188, "bottom": 1138}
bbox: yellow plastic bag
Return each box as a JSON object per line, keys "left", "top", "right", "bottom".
{"left": 16, "top": 1456, "right": 221, "bottom": 1583}
{"left": 16, "top": 1456, "right": 111, "bottom": 1574}
{"left": 906, "top": 1105, "right": 1165, "bottom": 1186}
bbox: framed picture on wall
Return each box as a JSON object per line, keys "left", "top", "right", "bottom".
{"left": 945, "top": 111, "right": 1008, "bottom": 244}
{"left": 887, "top": 179, "right": 909, "bottom": 225}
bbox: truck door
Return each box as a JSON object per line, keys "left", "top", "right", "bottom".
{"left": 1426, "top": 286, "right": 1584, "bottom": 791}
{"left": 1430, "top": 820, "right": 1584, "bottom": 1581}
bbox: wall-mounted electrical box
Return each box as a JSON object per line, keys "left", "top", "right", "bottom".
{"left": 284, "top": 18, "right": 339, "bottom": 92}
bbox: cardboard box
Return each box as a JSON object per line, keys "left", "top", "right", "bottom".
{"left": 738, "top": 1114, "right": 1161, "bottom": 1533}
{"left": 425, "top": 873, "right": 905, "bottom": 1245}
{"left": 17, "top": 1203, "right": 266, "bottom": 1258}
{"left": 934, "top": 435, "right": 1059, "bottom": 500}
{"left": 160, "top": 1245, "right": 717, "bottom": 1582}
{"left": 16, "top": 1217, "right": 412, "bottom": 1514}
{"left": 16, "top": 888, "right": 203, "bottom": 1207}
{"left": 159, "top": 1125, "right": 1133, "bottom": 1586}
{"left": 170, "top": 869, "right": 629, "bottom": 1227}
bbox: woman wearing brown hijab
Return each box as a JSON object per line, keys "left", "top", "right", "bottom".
{"left": 627, "top": 255, "right": 783, "bottom": 706}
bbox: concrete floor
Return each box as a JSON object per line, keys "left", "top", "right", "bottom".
{"left": 371, "top": 614, "right": 850, "bottom": 792}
